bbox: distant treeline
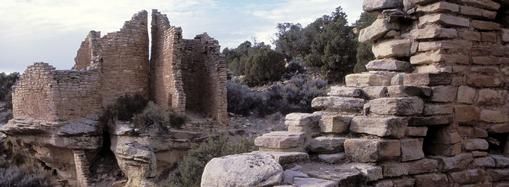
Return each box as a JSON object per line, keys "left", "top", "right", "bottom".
{"left": 223, "top": 6, "right": 377, "bottom": 85}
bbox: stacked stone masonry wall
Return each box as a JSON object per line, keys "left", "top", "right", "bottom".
{"left": 239, "top": 0, "right": 509, "bottom": 186}
{"left": 150, "top": 10, "right": 186, "bottom": 114}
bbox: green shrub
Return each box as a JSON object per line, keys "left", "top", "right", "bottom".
{"left": 0, "top": 72, "right": 19, "bottom": 109}
{"left": 100, "top": 94, "right": 148, "bottom": 123}
{"left": 132, "top": 102, "right": 186, "bottom": 130}
{"left": 244, "top": 46, "right": 286, "bottom": 86}
{"left": 169, "top": 136, "right": 254, "bottom": 187}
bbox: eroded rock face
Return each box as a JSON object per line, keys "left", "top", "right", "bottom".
{"left": 201, "top": 152, "right": 283, "bottom": 187}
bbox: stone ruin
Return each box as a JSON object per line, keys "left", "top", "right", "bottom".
{"left": 201, "top": 0, "right": 509, "bottom": 186}
{"left": 0, "top": 10, "right": 227, "bottom": 186}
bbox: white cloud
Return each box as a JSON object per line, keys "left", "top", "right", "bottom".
{"left": 0, "top": 0, "right": 363, "bottom": 72}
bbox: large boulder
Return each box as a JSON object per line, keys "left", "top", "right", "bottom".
{"left": 201, "top": 152, "right": 283, "bottom": 187}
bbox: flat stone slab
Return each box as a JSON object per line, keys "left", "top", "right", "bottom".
{"left": 350, "top": 116, "right": 408, "bottom": 138}
{"left": 368, "top": 97, "right": 424, "bottom": 116}
{"left": 311, "top": 97, "right": 365, "bottom": 112}
{"left": 258, "top": 151, "right": 310, "bottom": 165}
{"left": 254, "top": 131, "right": 306, "bottom": 150}
{"left": 344, "top": 139, "right": 401, "bottom": 163}
{"left": 308, "top": 136, "right": 347, "bottom": 154}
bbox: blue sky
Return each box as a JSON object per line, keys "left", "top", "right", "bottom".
{"left": 0, "top": 0, "right": 362, "bottom": 73}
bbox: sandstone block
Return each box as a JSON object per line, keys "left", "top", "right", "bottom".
{"left": 419, "top": 13, "right": 470, "bottom": 27}
{"left": 449, "top": 169, "right": 486, "bottom": 184}
{"left": 467, "top": 73, "right": 503, "bottom": 87}
{"left": 365, "top": 59, "right": 412, "bottom": 72}
{"left": 260, "top": 151, "right": 309, "bottom": 165}
{"left": 490, "top": 155, "right": 509, "bottom": 168}
{"left": 254, "top": 131, "right": 306, "bottom": 150}
{"left": 307, "top": 136, "right": 346, "bottom": 154}
{"left": 472, "top": 20, "right": 500, "bottom": 30}
{"left": 489, "top": 124, "right": 509, "bottom": 133}
{"left": 410, "top": 115, "right": 453, "bottom": 126}
{"left": 363, "top": 0, "right": 403, "bottom": 11}
{"left": 410, "top": 50, "right": 469, "bottom": 65}
{"left": 361, "top": 86, "right": 388, "bottom": 99}
{"left": 462, "top": 0, "right": 500, "bottom": 11}
{"left": 283, "top": 169, "right": 308, "bottom": 184}
{"left": 460, "top": 6, "right": 497, "bottom": 19}
{"left": 407, "top": 159, "right": 439, "bottom": 174}
{"left": 368, "top": 97, "right": 424, "bottom": 116}
{"left": 293, "top": 177, "right": 338, "bottom": 187}
{"left": 503, "top": 29, "right": 509, "bottom": 43}
{"left": 435, "top": 153, "right": 473, "bottom": 171}
{"left": 406, "top": 126, "right": 428, "bottom": 137}
{"left": 201, "top": 153, "right": 283, "bottom": 187}
{"left": 424, "top": 104, "right": 453, "bottom": 115}
{"left": 480, "top": 109, "right": 508, "bottom": 123}
{"left": 402, "top": 73, "right": 452, "bottom": 86}
{"left": 359, "top": 18, "right": 399, "bottom": 43}
{"left": 318, "top": 153, "right": 346, "bottom": 164}
{"left": 488, "top": 169, "right": 509, "bottom": 182}
{"left": 285, "top": 113, "right": 321, "bottom": 127}
{"left": 474, "top": 157, "right": 496, "bottom": 167}
{"left": 457, "top": 86, "right": 476, "bottom": 104}
{"left": 387, "top": 86, "right": 432, "bottom": 97}
{"left": 319, "top": 114, "right": 352, "bottom": 134}
{"left": 327, "top": 86, "right": 363, "bottom": 97}
{"left": 382, "top": 162, "right": 408, "bottom": 177}
{"left": 455, "top": 105, "right": 480, "bottom": 123}
{"left": 414, "top": 173, "right": 449, "bottom": 187}
{"left": 416, "top": 1, "right": 460, "bottom": 13}
{"left": 311, "top": 96, "right": 365, "bottom": 112}
{"left": 373, "top": 39, "right": 412, "bottom": 58}
{"left": 345, "top": 73, "right": 393, "bottom": 87}
{"left": 464, "top": 139, "right": 489, "bottom": 151}
{"left": 400, "top": 139, "right": 424, "bottom": 161}
{"left": 431, "top": 86, "right": 457, "bottom": 103}
{"left": 477, "top": 89, "right": 505, "bottom": 105}
{"left": 415, "top": 25, "right": 458, "bottom": 39}
{"left": 344, "top": 139, "right": 401, "bottom": 163}
{"left": 350, "top": 116, "right": 408, "bottom": 138}
{"left": 349, "top": 163, "right": 383, "bottom": 181}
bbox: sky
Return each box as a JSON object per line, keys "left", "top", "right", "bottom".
{"left": 0, "top": 0, "right": 362, "bottom": 73}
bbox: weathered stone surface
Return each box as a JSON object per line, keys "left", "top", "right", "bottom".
{"left": 449, "top": 169, "right": 486, "bottom": 184}
{"left": 410, "top": 115, "right": 453, "bottom": 126}
{"left": 463, "top": 139, "right": 489, "bottom": 151}
{"left": 407, "top": 159, "right": 439, "bottom": 174}
{"left": 457, "top": 86, "right": 477, "bottom": 104}
{"left": 293, "top": 177, "right": 338, "bottom": 187}
{"left": 416, "top": 1, "right": 460, "bottom": 13}
{"left": 471, "top": 20, "right": 500, "bottom": 30}
{"left": 474, "top": 157, "right": 496, "bottom": 167}
{"left": 260, "top": 151, "right": 310, "bottom": 165}
{"left": 345, "top": 73, "right": 393, "bottom": 87}
{"left": 462, "top": 0, "right": 500, "bottom": 11}
{"left": 414, "top": 173, "right": 449, "bottom": 187}
{"left": 350, "top": 116, "right": 408, "bottom": 138}
{"left": 489, "top": 124, "right": 509, "bottom": 133}
{"left": 435, "top": 153, "right": 474, "bottom": 171}
{"left": 318, "top": 153, "right": 346, "bottom": 164}
{"left": 363, "top": 0, "right": 403, "bottom": 11}
{"left": 308, "top": 136, "right": 346, "bottom": 154}
{"left": 359, "top": 18, "right": 399, "bottom": 43}
{"left": 488, "top": 169, "right": 509, "bottom": 182}
{"left": 382, "top": 162, "right": 408, "bottom": 177}
{"left": 424, "top": 104, "right": 453, "bottom": 115}
{"left": 201, "top": 153, "right": 283, "bottom": 187}
{"left": 344, "top": 139, "right": 401, "bottom": 163}
{"left": 477, "top": 89, "right": 505, "bottom": 105}
{"left": 431, "top": 86, "right": 457, "bottom": 103}
{"left": 415, "top": 24, "right": 458, "bottom": 39}
{"left": 283, "top": 168, "right": 308, "bottom": 184}
{"left": 319, "top": 114, "right": 352, "bottom": 134}
{"left": 400, "top": 139, "right": 424, "bottom": 161}
{"left": 480, "top": 109, "right": 508, "bottom": 123}
{"left": 349, "top": 163, "right": 383, "bottom": 182}
{"left": 254, "top": 131, "right": 306, "bottom": 150}
{"left": 455, "top": 105, "right": 480, "bottom": 123}
{"left": 311, "top": 97, "right": 365, "bottom": 112}
{"left": 327, "top": 86, "right": 363, "bottom": 97}
{"left": 402, "top": 73, "right": 452, "bottom": 86}
{"left": 406, "top": 127, "right": 428, "bottom": 137}
{"left": 368, "top": 97, "right": 424, "bottom": 116}
{"left": 285, "top": 113, "right": 321, "bottom": 135}
{"left": 373, "top": 39, "right": 412, "bottom": 58}
{"left": 366, "top": 59, "right": 412, "bottom": 72}
{"left": 361, "top": 86, "right": 388, "bottom": 99}
{"left": 410, "top": 51, "right": 469, "bottom": 65}
{"left": 491, "top": 155, "right": 509, "bottom": 168}
{"left": 419, "top": 13, "right": 470, "bottom": 27}
{"left": 387, "top": 86, "right": 432, "bottom": 97}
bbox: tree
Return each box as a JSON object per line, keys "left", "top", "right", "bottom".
{"left": 353, "top": 12, "right": 377, "bottom": 73}
{"left": 274, "top": 6, "right": 357, "bottom": 82}
{"left": 244, "top": 44, "right": 286, "bottom": 86}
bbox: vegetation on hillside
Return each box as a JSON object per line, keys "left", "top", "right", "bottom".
{"left": 0, "top": 72, "right": 20, "bottom": 109}
{"left": 353, "top": 12, "right": 377, "bottom": 73}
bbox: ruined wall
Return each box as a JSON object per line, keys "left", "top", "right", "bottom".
{"left": 205, "top": 1, "right": 509, "bottom": 186}
{"left": 53, "top": 70, "right": 102, "bottom": 121}
{"left": 74, "top": 31, "right": 101, "bottom": 71}
{"left": 181, "top": 34, "right": 228, "bottom": 125}
{"left": 150, "top": 10, "right": 186, "bottom": 114}
{"left": 12, "top": 63, "right": 59, "bottom": 121}
{"left": 98, "top": 11, "right": 150, "bottom": 107}
{"left": 12, "top": 63, "right": 102, "bottom": 122}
